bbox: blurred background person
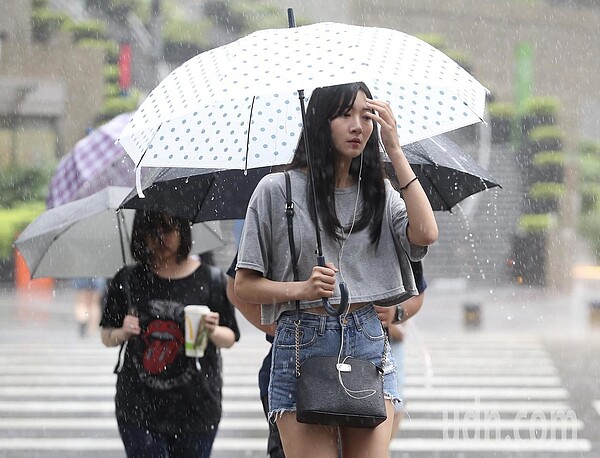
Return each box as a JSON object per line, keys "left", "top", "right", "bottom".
{"left": 72, "top": 276, "right": 107, "bottom": 338}
{"left": 100, "top": 210, "right": 239, "bottom": 458}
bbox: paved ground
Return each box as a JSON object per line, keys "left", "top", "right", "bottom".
{"left": 1, "top": 280, "right": 600, "bottom": 457}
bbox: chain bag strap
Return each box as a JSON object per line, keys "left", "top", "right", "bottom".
{"left": 283, "top": 171, "right": 387, "bottom": 428}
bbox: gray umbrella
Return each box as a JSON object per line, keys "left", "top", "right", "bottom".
{"left": 14, "top": 186, "right": 225, "bottom": 279}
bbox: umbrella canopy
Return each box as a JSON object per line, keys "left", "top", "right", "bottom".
{"left": 46, "top": 112, "right": 135, "bottom": 208}
{"left": 15, "top": 187, "right": 225, "bottom": 279}
{"left": 122, "top": 135, "right": 500, "bottom": 221}
{"left": 395, "top": 135, "right": 501, "bottom": 211}
{"left": 118, "top": 22, "right": 487, "bottom": 172}
{"left": 122, "top": 167, "right": 270, "bottom": 223}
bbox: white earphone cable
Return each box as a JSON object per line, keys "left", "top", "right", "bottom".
{"left": 337, "top": 154, "right": 373, "bottom": 400}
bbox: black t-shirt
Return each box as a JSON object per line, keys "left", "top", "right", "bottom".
{"left": 101, "top": 262, "right": 240, "bottom": 435}
{"left": 411, "top": 260, "right": 427, "bottom": 293}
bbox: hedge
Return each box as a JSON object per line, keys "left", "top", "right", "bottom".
{"left": 532, "top": 151, "right": 566, "bottom": 167}
{"left": 0, "top": 202, "right": 45, "bottom": 260}
{"left": 517, "top": 213, "right": 555, "bottom": 234}
{"left": 529, "top": 182, "right": 566, "bottom": 200}
{"left": 488, "top": 102, "right": 515, "bottom": 120}
{"left": 528, "top": 125, "right": 565, "bottom": 143}
{"left": 521, "top": 96, "right": 560, "bottom": 118}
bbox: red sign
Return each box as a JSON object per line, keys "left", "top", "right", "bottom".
{"left": 119, "top": 42, "right": 132, "bottom": 92}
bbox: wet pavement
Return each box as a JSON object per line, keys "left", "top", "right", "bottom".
{"left": 1, "top": 280, "right": 600, "bottom": 457}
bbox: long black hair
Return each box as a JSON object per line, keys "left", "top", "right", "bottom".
{"left": 130, "top": 210, "right": 192, "bottom": 265}
{"left": 287, "top": 82, "right": 386, "bottom": 245}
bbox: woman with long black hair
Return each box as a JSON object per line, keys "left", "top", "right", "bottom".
{"left": 235, "top": 82, "right": 437, "bottom": 457}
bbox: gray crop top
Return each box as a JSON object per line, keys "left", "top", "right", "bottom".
{"left": 237, "top": 169, "right": 428, "bottom": 324}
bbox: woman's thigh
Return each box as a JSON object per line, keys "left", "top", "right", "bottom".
{"left": 276, "top": 412, "right": 339, "bottom": 458}
{"left": 339, "top": 400, "right": 396, "bottom": 458}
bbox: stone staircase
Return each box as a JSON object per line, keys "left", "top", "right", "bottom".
{"left": 423, "top": 132, "right": 524, "bottom": 289}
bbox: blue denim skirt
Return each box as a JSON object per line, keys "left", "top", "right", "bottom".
{"left": 268, "top": 304, "right": 399, "bottom": 419}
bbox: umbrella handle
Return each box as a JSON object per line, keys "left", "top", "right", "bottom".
{"left": 317, "top": 255, "right": 349, "bottom": 316}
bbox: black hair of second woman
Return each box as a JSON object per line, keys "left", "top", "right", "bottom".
{"left": 130, "top": 210, "right": 192, "bottom": 265}
{"left": 287, "top": 81, "right": 386, "bottom": 245}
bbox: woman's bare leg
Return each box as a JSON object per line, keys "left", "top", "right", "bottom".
{"left": 276, "top": 412, "right": 339, "bottom": 458}
{"left": 339, "top": 400, "right": 396, "bottom": 458}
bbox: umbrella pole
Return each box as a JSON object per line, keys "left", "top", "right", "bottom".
{"left": 112, "top": 210, "right": 135, "bottom": 374}
{"left": 287, "top": 10, "right": 347, "bottom": 315}
{"left": 116, "top": 211, "right": 135, "bottom": 315}
{"left": 297, "top": 91, "right": 348, "bottom": 317}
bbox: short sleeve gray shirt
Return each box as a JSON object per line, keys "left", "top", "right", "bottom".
{"left": 237, "top": 170, "right": 428, "bottom": 324}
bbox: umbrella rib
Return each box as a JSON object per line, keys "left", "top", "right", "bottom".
{"left": 244, "top": 97, "right": 256, "bottom": 172}
{"left": 134, "top": 124, "right": 162, "bottom": 196}
{"left": 191, "top": 173, "right": 218, "bottom": 223}
{"left": 462, "top": 100, "right": 487, "bottom": 124}
{"left": 30, "top": 222, "right": 77, "bottom": 279}
{"left": 116, "top": 211, "right": 128, "bottom": 267}
{"left": 422, "top": 169, "right": 454, "bottom": 211}
{"left": 428, "top": 137, "right": 447, "bottom": 154}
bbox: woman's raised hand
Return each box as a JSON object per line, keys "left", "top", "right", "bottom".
{"left": 203, "top": 311, "right": 220, "bottom": 335}
{"left": 122, "top": 314, "right": 141, "bottom": 338}
{"left": 365, "top": 98, "right": 402, "bottom": 157}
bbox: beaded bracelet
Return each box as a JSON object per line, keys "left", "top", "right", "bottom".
{"left": 400, "top": 176, "right": 418, "bottom": 191}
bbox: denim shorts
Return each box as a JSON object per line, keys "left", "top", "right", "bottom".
{"left": 268, "top": 304, "right": 399, "bottom": 419}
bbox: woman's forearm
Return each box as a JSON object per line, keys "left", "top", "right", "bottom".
{"left": 235, "top": 268, "right": 305, "bottom": 305}
{"left": 226, "top": 277, "right": 275, "bottom": 335}
{"left": 388, "top": 148, "right": 438, "bottom": 246}
{"left": 101, "top": 327, "right": 127, "bottom": 347}
{"left": 209, "top": 326, "right": 236, "bottom": 348}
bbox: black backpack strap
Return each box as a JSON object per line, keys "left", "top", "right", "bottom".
{"left": 113, "top": 265, "right": 136, "bottom": 374}
{"left": 284, "top": 171, "right": 301, "bottom": 319}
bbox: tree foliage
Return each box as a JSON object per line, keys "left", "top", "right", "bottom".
{"left": 0, "top": 165, "right": 50, "bottom": 209}
{"left": 203, "top": 0, "right": 285, "bottom": 36}
{"left": 577, "top": 140, "right": 600, "bottom": 259}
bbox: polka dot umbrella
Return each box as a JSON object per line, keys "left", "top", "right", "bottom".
{"left": 117, "top": 22, "right": 488, "bottom": 176}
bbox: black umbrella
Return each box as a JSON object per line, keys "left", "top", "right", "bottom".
{"left": 396, "top": 135, "right": 501, "bottom": 211}
{"left": 122, "top": 167, "right": 270, "bottom": 223}
{"left": 122, "top": 135, "right": 500, "bottom": 221}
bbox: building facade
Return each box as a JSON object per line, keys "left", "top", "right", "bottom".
{"left": 0, "top": 0, "right": 105, "bottom": 167}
